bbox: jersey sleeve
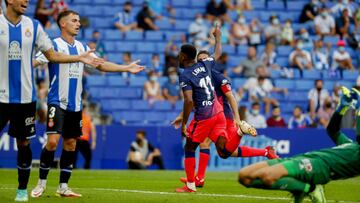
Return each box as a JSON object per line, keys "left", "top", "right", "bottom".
{"left": 212, "top": 70, "right": 232, "bottom": 94}
{"left": 35, "top": 23, "right": 53, "bottom": 52}
{"left": 179, "top": 74, "right": 192, "bottom": 91}
{"left": 35, "top": 51, "right": 49, "bottom": 65}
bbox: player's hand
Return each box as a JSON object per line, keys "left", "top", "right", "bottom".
{"left": 212, "top": 24, "right": 222, "bottom": 42}
{"left": 128, "top": 60, "right": 145, "bottom": 74}
{"left": 171, "top": 116, "right": 183, "bottom": 129}
{"left": 181, "top": 125, "right": 188, "bottom": 138}
{"left": 79, "top": 49, "right": 105, "bottom": 67}
{"left": 234, "top": 119, "right": 242, "bottom": 132}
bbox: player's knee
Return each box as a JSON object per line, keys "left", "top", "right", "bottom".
{"left": 259, "top": 171, "right": 276, "bottom": 186}
{"left": 46, "top": 139, "right": 59, "bottom": 151}
{"left": 16, "top": 139, "right": 30, "bottom": 147}
{"left": 63, "top": 139, "right": 77, "bottom": 151}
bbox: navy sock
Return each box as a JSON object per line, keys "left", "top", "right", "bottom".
{"left": 59, "top": 150, "right": 76, "bottom": 184}
{"left": 17, "top": 145, "right": 32, "bottom": 190}
{"left": 39, "top": 148, "right": 55, "bottom": 180}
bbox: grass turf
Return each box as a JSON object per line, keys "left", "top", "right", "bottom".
{"left": 0, "top": 169, "right": 359, "bottom": 203}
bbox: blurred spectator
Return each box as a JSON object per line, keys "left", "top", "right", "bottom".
{"left": 265, "top": 15, "right": 282, "bottom": 45}
{"left": 261, "top": 42, "right": 280, "bottom": 69}
{"left": 317, "top": 97, "right": 334, "bottom": 128}
{"left": 36, "top": 79, "right": 48, "bottom": 124}
{"left": 315, "top": 7, "right": 336, "bottom": 37}
{"left": 143, "top": 70, "right": 163, "bottom": 104}
{"left": 280, "top": 19, "right": 294, "bottom": 46}
{"left": 248, "top": 18, "right": 262, "bottom": 47}
{"left": 231, "top": 15, "right": 250, "bottom": 45}
{"left": 50, "top": 0, "right": 68, "bottom": 22}
{"left": 75, "top": 104, "right": 96, "bottom": 169}
{"left": 216, "top": 53, "right": 230, "bottom": 75}
{"left": 289, "top": 41, "right": 313, "bottom": 70}
{"left": 205, "top": 0, "right": 231, "bottom": 22}
{"left": 150, "top": 53, "right": 162, "bottom": 75}
{"left": 88, "top": 30, "right": 107, "bottom": 59}
{"left": 232, "top": 46, "right": 263, "bottom": 77}
{"left": 122, "top": 52, "right": 132, "bottom": 65}
{"left": 355, "top": 7, "right": 360, "bottom": 32}
{"left": 34, "top": 0, "right": 56, "bottom": 28}
{"left": 0, "top": 0, "right": 4, "bottom": 14}
{"left": 246, "top": 102, "right": 267, "bottom": 128}
{"left": 335, "top": 8, "right": 352, "bottom": 38}
{"left": 188, "top": 13, "right": 210, "bottom": 48}
{"left": 127, "top": 130, "right": 165, "bottom": 170}
{"left": 239, "top": 105, "right": 248, "bottom": 121}
{"left": 240, "top": 71, "right": 287, "bottom": 114}
{"left": 266, "top": 106, "right": 287, "bottom": 127}
{"left": 162, "top": 68, "right": 181, "bottom": 104}
{"left": 308, "top": 79, "right": 329, "bottom": 119}
{"left": 331, "top": 83, "right": 341, "bottom": 106}
{"left": 136, "top": 2, "right": 159, "bottom": 31}
{"left": 216, "top": 19, "right": 234, "bottom": 45}
{"left": 331, "top": 0, "right": 354, "bottom": 18}
{"left": 233, "top": 0, "right": 252, "bottom": 11}
{"left": 164, "top": 41, "right": 179, "bottom": 75}
{"left": 114, "top": 1, "right": 138, "bottom": 33}
{"left": 331, "top": 40, "right": 354, "bottom": 70}
{"left": 299, "top": 0, "right": 320, "bottom": 23}
{"left": 149, "top": 0, "right": 176, "bottom": 19}
{"left": 312, "top": 38, "right": 330, "bottom": 70}
{"left": 288, "top": 106, "right": 312, "bottom": 129}
{"left": 299, "top": 28, "right": 313, "bottom": 50}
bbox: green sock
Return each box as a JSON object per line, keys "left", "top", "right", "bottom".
{"left": 248, "top": 178, "right": 311, "bottom": 193}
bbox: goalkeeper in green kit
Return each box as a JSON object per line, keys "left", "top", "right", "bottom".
{"left": 238, "top": 86, "right": 360, "bottom": 203}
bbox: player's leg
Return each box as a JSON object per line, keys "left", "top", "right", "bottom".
{"left": 56, "top": 110, "right": 83, "bottom": 197}
{"left": 32, "top": 105, "right": 64, "bottom": 198}
{"left": 326, "top": 86, "right": 354, "bottom": 145}
{"left": 9, "top": 102, "right": 37, "bottom": 202}
{"left": 81, "top": 140, "right": 92, "bottom": 169}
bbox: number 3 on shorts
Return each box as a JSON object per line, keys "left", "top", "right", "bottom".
{"left": 49, "top": 107, "right": 56, "bottom": 119}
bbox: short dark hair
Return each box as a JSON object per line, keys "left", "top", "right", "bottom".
{"left": 252, "top": 102, "right": 260, "bottom": 107}
{"left": 124, "top": 1, "right": 132, "bottom": 6}
{"left": 5, "top": 0, "right": 8, "bottom": 6}
{"left": 136, "top": 130, "right": 146, "bottom": 136}
{"left": 294, "top": 106, "right": 302, "bottom": 111}
{"left": 57, "top": 10, "right": 80, "bottom": 28}
{"left": 315, "top": 79, "right": 323, "bottom": 84}
{"left": 180, "top": 44, "right": 197, "bottom": 60}
{"left": 197, "top": 50, "right": 210, "bottom": 58}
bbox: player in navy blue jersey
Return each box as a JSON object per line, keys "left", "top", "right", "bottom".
{"left": 174, "top": 50, "right": 278, "bottom": 188}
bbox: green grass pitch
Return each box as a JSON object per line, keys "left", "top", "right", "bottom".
{"left": 0, "top": 169, "right": 359, "bottom": 202}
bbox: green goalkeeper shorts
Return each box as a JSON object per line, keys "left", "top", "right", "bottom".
{"left": 267, "top": 156, "right": 331, "bottom": 185}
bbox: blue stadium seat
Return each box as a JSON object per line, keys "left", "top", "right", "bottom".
{"left": 252, "top": 0, "right": 265, "bottom": 10}
{"left": 243, "top": 11, "right": 258, "bottom": 21}
{"left": 107, "top": 75, "right": 128, "bottom": 86}
{"left": 156, "top": 42, "right": 167, "bottom": 52}
{"left": 116, "top": 88, "right": 142, "bottom": 99}
{"left": 323, "top": 36, "right": 340, "bottom": 45}
{"left": 124, "top": 31, "right": 144, "bottom": 41}
{"left": 270, "top": 70, "right": 282, "bottom": 78}
{"left": 156, "top": 19, "right": 173, "bottom": 30}
{"left": 153, "top": 101, "right": 173, "bottom": 111}
{"left": 101, "top": 99, "right": 131, "bottom": 112}
{"left": 113, "top": 111, "right": 145, "bottom": 123}
{"left": 295, "top": 80, "right": 314, "bottom": 91}
{"left": 45, "top": 29, "right": 60, "bottom": 38}
{"left": 144, "top": 112, "right": 166, "bottom": 123}
{"left": 267, "top": 1, "right": 285, "bottom": 10}
{"left": 145, "top": 31, "right": 164, "bottom": 41}
{"left": 281, "top": 103, "right": 296, "bottom": 114}
{"left": 92, "top": 17, "right": 113, "bottom": 28}
{"left": 115, "top": 41, "right": 136, "bottom": 52}
{"left": 287, "top": 1, "right": 307, "bottom": 11}
{"left": 103, "top": 6, "right": 120, "bottom": 16}
{"left": 260, "top": 12, "right": 273, "bottom": 22}
{"left": 343, "top": 70, "right": 358, "bottom": 80}
{"left": 83, "top": 6, "right": 104, "bottom": 16}
{"left": 270, "top": 92, "right": 285, "bottom": 101}
{"left": 165, "top": 112, "right": 180, "bottom": 121}
{"left": 228, "top": 56, "right": 244, "bottom": 67}
{"left": 222, "top": 45, "right": 236, "bottom": 55}
{"left": 164, "top": 31, "right": 184, "bottom": 42}
{"left": 275, "top": 79, "right": 295, "bottom": 89}
{"left": 287, "top": 91, "right": 309, "bottom": 102}
{"left": 175, "top": 101, "right": 183, "bottom": 111}
{"left": 104, "top": 30, "right": 122, "bottom": 40}
{"left": 172, "top": 0, "right": 190, "bottom": 7}
{"left": 238, "top": 45, "right": 248, "bottom": 56}
{"left": 132, "top": 54, "right": 150, "bottom": 65}
{"left": 324, "top": 81, "right": 336, "bottom": 90}
{"left": 232, "top": 78, "right": 246, "bottom": 89}
{"left": 174, "top": 20, "right": 191, "bottom": 31}
{"left": 107, "top": 53, "right": 122, "bottom": 64}
{"left": 104, "top": 42, "right": 116, "bottom": 52}
{"left": 131, "top": 100, "right": 151, "bottom": 110}
{"left": 71, "top": 0, "right": 90, "bottom": 4}
{"left": 276, "top": 57, "right": 289, "bottom": 67}
{"left": 93, "top": 0, "right": 112, "bottom": 5}
{"left": 302, "top": 70, "right": 322, "bottom": 79}
{"left": 86, "top": 76, "right": 107, "bottom": 87}
{"left": 190, "top": 0, "right": 207, "bottom": 8}
{"left": 136, "top": 42, "right": 156, "bottom": 53}
{"left": 277, "top": 46, "right": 293, "bottom": 57}
{"left": 129, "top": 76, "right": 147, "bottom": 87}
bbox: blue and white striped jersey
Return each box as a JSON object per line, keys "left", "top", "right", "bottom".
{"left": 0, "top": 14, "right": 53, "bottom": 104}
{"left": 37, "top": 37, "right": 91, "bottom": 112}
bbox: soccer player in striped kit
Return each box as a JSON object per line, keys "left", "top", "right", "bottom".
{"left": 0, "top": 0, "right": 103, "bottom": 201}
{"left": 30, "top": 10, "right": 144, "bottom": 198}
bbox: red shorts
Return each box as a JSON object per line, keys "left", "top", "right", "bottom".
{"left": 187, "top": 113, "right": 227, "bottom": 143}
{"left": 225, "top": 119, "right": 242, "bottom": 153}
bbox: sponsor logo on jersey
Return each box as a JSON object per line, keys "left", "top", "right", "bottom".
{"left": 79, "top": 120, "right": 83, "bottom": 128}
{"left": 180, "top": 81, "right": 187, "bottom": 88}
{"left": 69, "top": 63, "right": 81, "bottom": 78}
{"left": 299, "top": 158, "right": 313, "bottom": 173}
{"left": 25, "top": 28, "right": 32, "bottom": 38}
{"left": 48, "top": 119, "right": 54, "bottom": 128}
{"left": 8, "top": 41, "right": 21, "bottom": 60}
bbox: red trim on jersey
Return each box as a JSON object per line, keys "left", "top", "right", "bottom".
{"left": 221, "top": 84, "right": 232, "bottom": 94}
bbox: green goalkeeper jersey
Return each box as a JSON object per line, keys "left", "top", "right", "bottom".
{"left": 295, "top": 142, "right": 360, "bottom": 180}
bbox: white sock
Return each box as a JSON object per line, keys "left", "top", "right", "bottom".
{"left": 39, "top": 179, "right": 47, "bottom": 186}
{"left": 59, "top": 183, "right": 68, "bottom": 189}
{"left": 186, "top": 182, "right": 196, "bottom": 191}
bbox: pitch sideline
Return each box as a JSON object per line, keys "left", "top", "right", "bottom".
{"left": 0, "top": 186, "right": 358, "bottom": 203}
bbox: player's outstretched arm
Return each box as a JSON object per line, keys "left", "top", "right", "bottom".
{"left": 96, "top": 60, "right": 145, "bottom": 74}
{"left": 42, "top": 48, "right": 104, "bottom": 67}
{"left": 171, "top": 111, "right": 184, "bottom": 129}
{"left": 181, "top": 90, "right": 193, "bottom": 137}
{"left": 213, "top": 24, "right": 222, "bottom": 61}
{"left": 224, "top": 91, "right": 241, "bottom": 125}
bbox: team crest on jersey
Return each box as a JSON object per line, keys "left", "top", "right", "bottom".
{"left": 8, "top": 41, "right": 21, "bottom": 60}
{"left": 25, "top": 28, "right": 32, "bottom": 38}
{"left": 0, "top": 29, "right": 5, "bottom": 35}
{"left": 48, "top": 119, "right": 54, "bottom": 128}
{"left": 222, "top": 79, "right": 228, "bottom": 84}
{"left": 299, "top": 159, "right": 313, "bottom": 173}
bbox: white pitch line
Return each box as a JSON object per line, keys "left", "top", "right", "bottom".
{"left": 0, "top": 187, "right": 358, "bottom": 203}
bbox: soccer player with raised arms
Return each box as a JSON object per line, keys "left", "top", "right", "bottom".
{"left": 238, "top": 86, "right": 360, "bottom": 203}
{"left": 30, "top": 10, "right": 144, "bottom": 198}
{"left": 0, "top": 0, "right": 103, "bottom": 201}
